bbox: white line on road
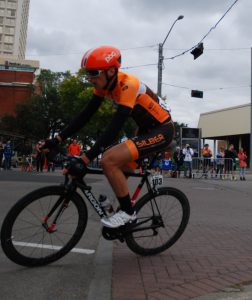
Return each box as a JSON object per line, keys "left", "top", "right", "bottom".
{"left": 192, "top": 187, "right": 216, "bottom": 190}
{"left": 13, "top": 241, "right": 95, "bottom": 254}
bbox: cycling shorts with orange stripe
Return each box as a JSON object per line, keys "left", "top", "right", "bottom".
{"left": 125, "top": 121, "right": 174, "bottom": 161}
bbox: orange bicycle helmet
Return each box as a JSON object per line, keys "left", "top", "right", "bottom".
{"left": 81, "top": 46, "right": 121, "bottom": 71}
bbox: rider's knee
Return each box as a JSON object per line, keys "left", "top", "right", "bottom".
{"left": 100, "top": 152, "right": 114, "bottom": 169}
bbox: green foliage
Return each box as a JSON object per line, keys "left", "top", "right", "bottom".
{"left": 1, "top": 68, "right": 184, "bottom": 149}
{"left": 0, "top": 114, "right": 17, "bottom": 132}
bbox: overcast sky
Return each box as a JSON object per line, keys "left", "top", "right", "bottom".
{"left": 26, "top": 0, "right": 251, "bottom": 127}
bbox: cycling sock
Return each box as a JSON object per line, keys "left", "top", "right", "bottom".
{"left": 117, "top": 194, "right": 134, "bottom": 215}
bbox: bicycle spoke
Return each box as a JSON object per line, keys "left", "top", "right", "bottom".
{"left": 13, "top": 227, "right": 44, "bottom": 251}
{"left": 13, "top": 217, "right": 41, "bottom": 227}
{"left": 9, "top": 193, "right": 80, "bottom": 260}
{"left": 1, "top": 185, "right": 87, "bottom": 266}
{"left": 12, "top": 225, "right": 41, "bottom": 232}
{"left": 127, "top": 189, "right": 188, "bottom": 255}
{"left": 24, "top": 207, "right": 44, "bottom": 224}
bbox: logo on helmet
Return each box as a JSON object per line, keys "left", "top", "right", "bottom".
{"left": 105, "top": 51, "right": 116, "bottom": 63}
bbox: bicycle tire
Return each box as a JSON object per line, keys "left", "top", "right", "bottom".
{"left": 125, "top": 187, "right": 190, "bottom": 256}
{"left": 1, "top": 186, "right": 87, "bottom": 267}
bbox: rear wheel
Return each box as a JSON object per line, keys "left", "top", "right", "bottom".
{"left": 1, "top": 186, "right": 87, "bottom": 267}
{"left": 126, "top": 187, "right": 190, "bottom": 255}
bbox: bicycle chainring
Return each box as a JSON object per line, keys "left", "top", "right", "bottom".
{"left": 102, "top": 227, "right": 125, "bottom": 242}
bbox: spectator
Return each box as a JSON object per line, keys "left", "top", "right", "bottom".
{"left": 215, "top": 146, "right": 225, "bottom": 179}
{"left": 173, "top": 147, "right": 184, "bottom": 178}
{"left": 238, "top": 147, "right": 247, "bottom": 181}
{"left": 3, "top": 140, "right": 13, "bottom": 170}
{"left": 151, "top": 153, "right": 162, "bottom": 175}
{"left": 0, "top": 142, "right": 4, "bottom": 170}
{"left": 183, "top": 144, "right": 194, "bottom": 178}
{"left": 36, "top": 141, "right": 46, "bottom": 172}
{"left": 68, "top": 139, "right": 81, "bottom": 156}
{"left": 202, "top": 143, "right": 213, "bottom": 178}
{"left": 224, "top": 144, "right": 238, "bottom": 180}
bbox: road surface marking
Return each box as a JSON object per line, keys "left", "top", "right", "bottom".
{"left": 13, "top": 241, "right": 95, "bottom": 254}
{"left": 192, "top": 187, "right": 216, "bottom": 190}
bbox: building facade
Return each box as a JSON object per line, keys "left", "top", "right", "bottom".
{"left": 198, "top": 103, "right": 251, "bottom": 166}
{"left": 0, "top": 57, "right": 39, "bottom": 116}
{"left": 0, "top": 0, "right": 30, "bottom": 60}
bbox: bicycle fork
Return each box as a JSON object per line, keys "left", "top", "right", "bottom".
{"left": 42, "top": 185, "right": 74, "bottom": 233}
{"left": 42, "top": 196, "right": 69, "bottom": 233}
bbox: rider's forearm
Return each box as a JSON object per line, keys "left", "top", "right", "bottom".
{"left": 86, "top": 105, "right": 131, "bottom": 161}
{"left": 59, "top": 95, "right": 103, "bottom": 141}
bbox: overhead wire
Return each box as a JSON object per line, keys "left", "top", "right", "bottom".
{"left": 122, "top": 0, "right": 241, "bottom": 69}
{"left": 163, "top": 0, "right": 240, "bottom": 61}
{"left": 162, "top": 82, "right": 251, "bottom": 91}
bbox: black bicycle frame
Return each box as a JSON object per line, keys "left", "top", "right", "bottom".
{"left": 74, "top": 167, "right": 151, "bottom": 219}
{"left": 44, "top": 163, "right": 162, "bottom": 234}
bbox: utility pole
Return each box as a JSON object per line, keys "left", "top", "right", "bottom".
{"left": 157, "top": 15, "right": 184, "bottom": 98}
{"left": 157, "top": 43, "right": 163, "bottom": 97}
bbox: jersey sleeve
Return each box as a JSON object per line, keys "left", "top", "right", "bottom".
{"left": 85, "top": 105, "right": 132, "bottom": 161}
{"left": 59, "top": 94, "right": 103, "bottom": 141}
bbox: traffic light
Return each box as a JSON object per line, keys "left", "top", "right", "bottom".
{"left": 191, "top": 90, "right": 203, "bottom": 98}
{"left": 191, "top": 43, "right": 204, "bottom": 60}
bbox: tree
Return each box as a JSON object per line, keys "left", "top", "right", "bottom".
{"left": 0, "top": 69, "right": 70, "bottom": 139}
{"left": 59, "top": 76, "right": 138, "bottom": 146}
{"left": 0, "top": 114, "right": 17, "bottom": 132}
{"left": 36, "top": 69, "right": 71, "bottom": 137}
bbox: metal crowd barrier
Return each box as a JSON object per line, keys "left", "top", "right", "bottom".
{"left": 192, "top": 157, "right": 235, "bottom": 180}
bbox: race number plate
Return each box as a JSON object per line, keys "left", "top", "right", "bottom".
{"left": 151, "top": 174, "right": 163, "bottom": 186}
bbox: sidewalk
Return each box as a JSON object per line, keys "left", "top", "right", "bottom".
{"left": 7, "top": 167, "right": 252, "bottom": 299}
{"left": 112, "top": 174, "right": 252, "bottom": 300}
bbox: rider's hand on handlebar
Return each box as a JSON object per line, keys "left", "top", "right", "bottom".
{"left": 63, "top": 156, "right": 87, "bottom": 177}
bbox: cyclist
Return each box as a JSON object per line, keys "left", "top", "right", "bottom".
{"left": 43, "top": 45, "right": 174, "bottom": 228}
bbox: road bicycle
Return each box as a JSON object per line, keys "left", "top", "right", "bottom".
{"left": 1, "top": 156, "right": 190, "bottom": 267}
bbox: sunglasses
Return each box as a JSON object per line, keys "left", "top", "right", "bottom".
{"left": 85, "top": 69, "right": 104, "bottom": 78}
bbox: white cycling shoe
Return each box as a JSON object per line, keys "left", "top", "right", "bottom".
{"left": 101, "top": 210, "right": 137, "bottom": 228}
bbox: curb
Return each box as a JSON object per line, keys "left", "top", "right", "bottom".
{"left": 87, "top": 237, "right": 113, "bottom": 300}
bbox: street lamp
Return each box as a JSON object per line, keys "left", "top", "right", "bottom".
{"left": 157, "top": 15, "right": 184, "bottom": 98}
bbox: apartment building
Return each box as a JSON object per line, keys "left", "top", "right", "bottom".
{"left": 0, "top": 0, "right": 30, "bottom": 60}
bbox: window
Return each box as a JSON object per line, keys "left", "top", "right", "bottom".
{"left": 7, "top": 9, "right": 15, "bottom": 17}
{"left": 0, "top": 16, "right": 3, "bottom": 24}
{"left": 0, "top": 1, "right": 5, "bottom": 8}
{"left": 4, "top": 35, "right": 14, "bottom": 43}
{"left": 4, "top": 43, "right": 13, "bottom": 50}
{"left": 5, "top": 17, "right": 15, "bottom": 25}
{"left": 7, "top": 0, "right": 17, "bottom": 7}
{"left": 5, "top": 26, "right": 15, "bottom": 34}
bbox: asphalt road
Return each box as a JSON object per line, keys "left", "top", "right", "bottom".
{"left": 2, "top": 169, "right": 252, "bottom": 300}
{"left": 0, "top": 169, "right": 114, "bottom": 300}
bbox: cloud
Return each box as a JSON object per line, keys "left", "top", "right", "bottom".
{"left": 25, "top": 0, "right": 251, "bottom": 127}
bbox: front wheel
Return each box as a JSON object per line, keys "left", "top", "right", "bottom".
{"left": 126, "top": 187, "right": 190, "bottom": 255}
{"left": 1, "top": 186, "right": 87, "bottom": 267}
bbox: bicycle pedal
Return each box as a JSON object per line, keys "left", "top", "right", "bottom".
{"left": 121, "top": 219, "right": 138, "bottom": 230}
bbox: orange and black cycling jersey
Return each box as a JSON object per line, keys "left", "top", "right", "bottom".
{"left": 60, "top": 71, "right": 171, "bottom": 161}
{"left": 94, "top": 72, "right": 171, "bottom": 128}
